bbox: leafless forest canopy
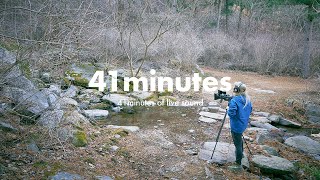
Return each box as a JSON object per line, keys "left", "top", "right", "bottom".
{"left": 0, "top": 0, "right": 320, "bottom": 77}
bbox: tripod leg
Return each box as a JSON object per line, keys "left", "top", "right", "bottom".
{"left": 210, "top": 109, "right": 228, "bottom": 159}
{"left": 242, "top": 136, "right": 252, "bottom": 156}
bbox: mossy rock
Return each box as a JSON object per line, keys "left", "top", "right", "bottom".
{"left": 112, "top": 128, "right": 129, "bottom": 137}
{"left": 0, "top": 41, "right": 20, "bottom": 51}
{"left": 159, "top": 89, "right": 173, "bottom": 96}
{"left": 89, "top": 103, "right": 111, "bottom": 110}
{"left": 72, "top": 131, "right": 87, "bottom": 147}
{"left": 145, "top": 93, "right": 159, "bottom": 102}
{"left": 74, "top": 77, "right": 89, "bottom": 88}
{"left": 33, "top": 160, "right": 48, "bottom": 168}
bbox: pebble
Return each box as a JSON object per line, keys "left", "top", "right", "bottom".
{"left": 114, "top": 134, "right": 121, "bottom": 139}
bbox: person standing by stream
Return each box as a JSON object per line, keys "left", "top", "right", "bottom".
{"left": 227, "top": 82, "right": 252, "bottom": 168}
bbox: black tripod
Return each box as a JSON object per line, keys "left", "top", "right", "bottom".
{"left": 210, "top": 108, "right": 252, "bottom": 159}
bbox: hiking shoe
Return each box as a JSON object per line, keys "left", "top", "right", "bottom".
{"left": 228, "top": 164, "right": 244, "bottom": 172}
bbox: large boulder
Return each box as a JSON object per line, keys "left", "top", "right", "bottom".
{"left": 306, "top": 103, "right": 320, "bottom": 124}
{"left": 199, "top": 142, "right": 236, "bottom": 164}
{"left": 278, "top": 118, "right": 301, "bottom": 128}
{"left": 3, "top": 87, "right": 49, "bottom": 115}
{"left": 83, "top": 109, "right": 109, "bottom": 119}
{"left": 3, "top": 66, "right": 35, "bottom": 91}
{"left": 250, "top": 121, "right": 278, "bottom": 131}
{"left": 0, "top": 47, "right": 16, "bottom": 72}
{"left": 284, "top": 136, "right": 320, "bottom": 159}
{"left": 198, "top": 116, "right": 217, "bottom": 123}
{"left": 252, "top": 155, "right": 295, "bottom": 174}
{"left": 198, "top": 112, "right": 225, "bottom": 121}
{"left": 102, "top": 94, "right": 134, "bottom": 106}
{"left": 38, "top": 110, "right": 64, "bottom": 129}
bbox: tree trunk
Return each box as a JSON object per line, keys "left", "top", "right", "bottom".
{"left": 302, "top": 7, "right": 313, "bottom": 78}
{"left": 225, "top": 0, "right": 229, "bottom": 34}
{"left": 216, "top": 0, "right": 222, "bottom": 30}
{"left": 237, "top": 7, "right": 243, "bottom": 39}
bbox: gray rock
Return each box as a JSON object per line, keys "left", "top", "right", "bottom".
{"left": 199, "top": 142, "right": 236, "bottom": 164}
{"left": 199, "top": 112, "right": 224, "bottom": 120}
{"left": 5, "top": 87, "right": 50, "bottom": 115}
{"left": 207, "top": 106, "right": 220, "bottom": 113}
{"left": 0, "top": 47, "right": 16, "bottom": 71}
{"left": 253, "top": 111, "right": 270, "bottom": 117}
{"left": 50, "top": 172, "right": 83, "bottom": 180}
{"left": 306, "top": 103, "right": 320, "bottom": 124}
{"left": 255, "top": 129, "right": 284, "bottom": 144}
{"left": 69, "top": 63, "right": 97, "bottom": 82}
{"left": 268, "top": 114, "right": 281, "bottom": 123}
{"left": 64, "top": 110, "right": 89, "bottom": 125}
{"left": 57, "top": 127, "right": 73, "bottom": 141}
{"left": 109, "top": 145, "right": 119, "bottom": 152}
{"left": 260, "top": 145, "right": 279, "bottom": 156}
{"left": 306, "top": 103, "right": 320, "bottom": 117}
{"left": 41, "top": 72, "right": 51, "bottom": 83}
{"left": 62, "top": 85, "right": 78, "bottom": 98}
{"left": 252, "top": 155, "right": 295, "bottom": 174}
{"left": 0, "top": 103, "right": 11, "bottom": 114}
{"left": 83, "top": 110, "right": 109, "bottom": 119}
{"left": 278, "top": 118, "right": 301, "bottom": 128}
{"left": 105, "top": 125, "right": 139, "bottom": 132}
{"left": 38, "top": 110, "right": 64, "bottom": 129}
{"left": 95, "top": 176, "right": 113, "bottom": 180}
{"left": 199, "top": 116, "right": 217, "bottom": 123}
{"left": 250, "top": 116, "right": 271, "bottom": 123}
{"left": 114, "top": 134, "right": 121, "bottom": 139}
{"left": 27, "top": 142, "right": 40, "bottom": 153}
{"left": 250, "top": 121, "right": 278, "bottom": 131}
{"left": 307, "top": 115, "right": 320, "bottom": 124}
{"left": 185, "top": 149, "right": 198, "bottom": 155}
{"left": 208, "top": 102, "right": 220, "bottom": 107}
{"left": 0, "top": 121, "right": 18, "bottom": 132}
{"left": 201, "top": 107, "right": 209, "bottom": 112}
{"left": 102, "top": 94, "right": 134, "bottom": 106}
{"left": 48, "top": 84, "right": 62, "bottom": 96}
{"left": 58, "top": 97, "right": 78, "bottom": 109}
{"left": 284, "top": 136, "right": 320, "bottom": 159}
{"left": 129, "top": 91, "right": 153, "bottom": 100}
{"left": 111, "top": 106, "right": 122, "bottom": 113}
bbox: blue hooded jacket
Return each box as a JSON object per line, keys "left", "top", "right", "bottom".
{"left": 227, "top": 95, "right": 252, "bottom": 133}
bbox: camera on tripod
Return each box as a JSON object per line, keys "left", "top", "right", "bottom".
{"left": 214, "top": 90, "right": 233, "bottom": 102}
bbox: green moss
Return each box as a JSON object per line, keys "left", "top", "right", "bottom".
{"left": 62, "top": 77, "right": 72, "bottom": 87}
{"left": 112, "top": 129, "right": 129, "bottom": 137}
{"left": 43, "top": 162, "right": 64, "bottom": 178}
{"left": 158, "top": 89, "right": 172, "bottom": 96}
{"left": 18, "top": 61, "right": 32, "bottom": 78}
{"left": 297, "top": 163, "right": 320, "bottom": 179}
{"left": 0, "top": 41, "right": 20, "bottom": 51}
{"left": 117, "top": 79, "right": 134, "bottom": 92}
{"left": 145, "top": 93, "right": 158, "bottom": 102}
{"left": 72, "top": 131, "right": 87, "bottom": 147}
{"left": 33, "top": 160, "right": 48, "bottom": 168}
{"left": 74, "top": 77, "right": 89, "bottom": 88}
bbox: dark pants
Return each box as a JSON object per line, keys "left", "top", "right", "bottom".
{"left": 231, "top": 131, "right": 243, "bottom": 165}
